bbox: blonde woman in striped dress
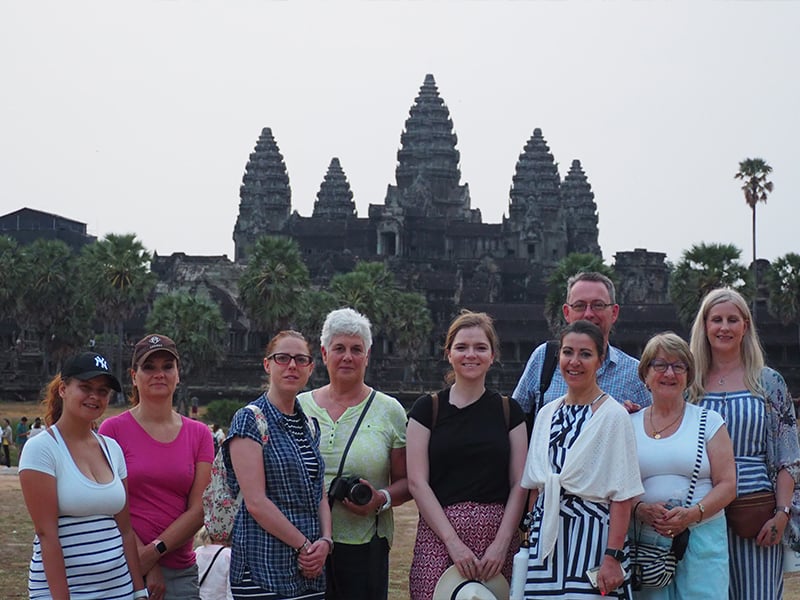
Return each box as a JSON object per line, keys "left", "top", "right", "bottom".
{"left": 690, "top": 288, "right": 800, "bottom": 599}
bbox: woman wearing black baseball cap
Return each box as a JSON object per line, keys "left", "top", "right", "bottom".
{"left": 19, "top": 351, "right": 149, "bottom": 599}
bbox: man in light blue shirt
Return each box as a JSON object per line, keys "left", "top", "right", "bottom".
{"left": 513, "top": 271, "right": 651, "bottom": 417}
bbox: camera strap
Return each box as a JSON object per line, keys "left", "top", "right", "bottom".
{"left": 329, "top": 389, "right": 377, "bottom": 508}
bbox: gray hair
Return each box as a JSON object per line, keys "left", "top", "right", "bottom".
{"left": 320, "top": 307, "right": 373, "bottom": 350}
{"left": 566, "top": 271, "right": 616, "bottom": 304}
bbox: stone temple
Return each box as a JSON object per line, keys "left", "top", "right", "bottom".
{"left": 7, "top": 74, "right": 795, "bottom": 395}
{"left": 158, "top": 73, "right": 681, "bottom": 391}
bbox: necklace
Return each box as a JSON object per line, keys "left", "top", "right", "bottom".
{"left": 649, "top": 403, "right": 685, "bottom": 439}
{"left": 564, "top": 392, "right": 606, "bottom": 406}
{"left": 714, "top": 365, "right": 742, "bottom": 386}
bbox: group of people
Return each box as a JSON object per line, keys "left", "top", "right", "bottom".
{"left": 1, "top": 415, "right": 44, "bottom": 468}
{"left": 16, "top": 270, "right": 800, "bottom": 600}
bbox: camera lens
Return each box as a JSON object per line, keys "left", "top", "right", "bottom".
{"left": 349, "top": 482, "right": 373, "bottom": 506}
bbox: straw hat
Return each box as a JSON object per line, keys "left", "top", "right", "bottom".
{"left": 432, "top": 565, "right": 510, "bottom": 600}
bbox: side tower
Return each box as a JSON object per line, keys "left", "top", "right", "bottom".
{"left": 562, "top": 159, "right": 601, "bottom": 256}
{"left": 233, "top": 127, "right": 291, "bottom": 262}
{"left": 506, "top": 128, "right": 568, "bottom": 268}
{"left": 312, "top": 158, "right": 356, "bottom": 219}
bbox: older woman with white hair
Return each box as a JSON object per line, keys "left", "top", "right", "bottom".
{"left": 298, "top": 307, "right": 410, "bottom": 600}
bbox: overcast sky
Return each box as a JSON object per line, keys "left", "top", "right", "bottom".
{"left": 2, "top": 1, "right": 798, "bottom": 267}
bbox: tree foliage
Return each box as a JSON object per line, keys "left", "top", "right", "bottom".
{"left": 80, "top": 234, "right": 155, "bottom": 326}
{"left": 17, "top": 239, "right": 93, "bottom": 371}
{"left": 329, "top": 262, "right": 395, "bottom": 333}
{"left": 669, "top": 242, "right": 751, "bottom": 326}
{"left": 544, "top": 253, "right": 615, "bottom": 334}
{"left": 238, "top": 236, "right": 310, "bottom": 335}
{"left": 735, "top": 158, "right": 774, "bottom": 211}
{"left": 146, "top": 292, "right": 226, "bottom": 377}
{"left": 80, "top": 234, "right": 155, "bottom": 381}
{"left": 766, "top": 253, "right": 800, "bottom": 346}
{"left": 735, "top": 158, "right": 773, "bottom": 316}
{"left": 0, "top": 236, "right": 21, "bottom": 323}
{"left": 204, "top": 399, "right": 247, "bottom": 429}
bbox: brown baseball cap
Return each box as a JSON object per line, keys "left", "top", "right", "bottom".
{"left": 131, "top": 334, "right": 180, "bottom": 368}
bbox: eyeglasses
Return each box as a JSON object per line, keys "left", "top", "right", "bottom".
{"left": 649, "top": 359, "right": 689, "bottom": 375}
{"left": 566, "top": 301, "right": 614, "bottom": 312}
{"left": 268, "top": 353, "right": 313, "bottom": 366}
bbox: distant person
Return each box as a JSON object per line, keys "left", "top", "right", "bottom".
{"left": 15, "top": 416, "right": 29, "bottom": 454}
{"left": 211, "top": 424, "right": 225, "bottom": 455}
{"left": 194, "top": 527, "right": 233, "bottom": 600}
{"left": 1, "top": 418, "right": 12, "bottom": 467}
{"left": 100, "top": 334, "right": 215, "bottom": 599}
{"left": 29, "top": 417, "right": 45, "bottom": 438}
{"left": 513, "top": 271, "right": 650, "bottom": 420}
{"left": 18, "top": 351, "right": 147, "bottom": 599}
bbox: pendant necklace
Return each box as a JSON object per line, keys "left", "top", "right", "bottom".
{"left": 649, "top": 403, "right": 685, "bottom": 439}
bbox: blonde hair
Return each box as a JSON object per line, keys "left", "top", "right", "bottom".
{"left": 688, "top": 288, "right": 764, "bottom": 401}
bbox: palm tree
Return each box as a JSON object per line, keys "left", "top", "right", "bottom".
{"left": 146, "top": 292, "right": 227, "bottom": 377}
{"left": 329, "top": 262, "right": 395, "bottom": 335}
{"left": 669, "top": 242, "right": 751, "bottom": 326}
{"left": 0, "top": 236, "right": 21, "bottom": 324}
{"left": 147, "top": 292, "right": 227, "bottom": 414}
{"left": 735, "top": 158, "right": 774, "bottom": 318}
{"left": 238, "top": 236, "right": 311, "bottom": 338}
{"left": 17, "top": 239, "right": 92, "bottom": 373}
{"left": 80, "top": 234, "right": 156, "bottom": 383}
{"left": 766, "top": 253, "right": 800, "bottom": 347}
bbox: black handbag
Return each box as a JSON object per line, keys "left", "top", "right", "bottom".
{"left": 631, "top": 408, "right": 707, "bottom": 590}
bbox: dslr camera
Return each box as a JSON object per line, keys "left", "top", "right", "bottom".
{"left": 329, "top": 475, "right": 372, "bottom": 506}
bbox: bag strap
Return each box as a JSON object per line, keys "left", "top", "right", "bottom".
{"left": 430, "top": 391, "right": 439, "bottom": 430}
{"left": 198, "top": 545, "right": 226, "bottom": 587}
{"left": 634, "top": 407, "right": 708, "bottom": 549}
{"left": 328, "top": 389, "right": 377, "bottom": 508}
{"left": 245, "top": 403, "right": 269, "bottom": 440}
{"left": 684, "top": 408, "right": 708, "bottom": 507}
{"left": 539, "top": 339, "right": 560, "bottom": 399}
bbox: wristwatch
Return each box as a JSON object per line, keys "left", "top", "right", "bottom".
{"left": 604, "top": 548, "right": 625, "bottom": 562}
{"left": 776, "top": 505, "right": 791, "bottom": 519}
{"left": 153, "top": 539, "right": 167, "bottom": 555}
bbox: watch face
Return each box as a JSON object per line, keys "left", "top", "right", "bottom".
{"left": 156, "top": 541, "right": 167, "bottom": 554}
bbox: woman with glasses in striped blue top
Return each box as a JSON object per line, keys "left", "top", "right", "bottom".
{"left": 225, "top": 330, "right": 331, "bottom": 600}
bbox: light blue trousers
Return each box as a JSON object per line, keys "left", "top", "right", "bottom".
{"left": 632, "top": 515, "right": 728, "bottom": 600}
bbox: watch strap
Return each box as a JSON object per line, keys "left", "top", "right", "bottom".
{"left": 604, "top": 547, "right": 625, "bottom": 562}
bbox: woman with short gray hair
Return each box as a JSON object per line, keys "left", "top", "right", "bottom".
{"left": 298, "top": 307, "right": 410, "bottom": 600}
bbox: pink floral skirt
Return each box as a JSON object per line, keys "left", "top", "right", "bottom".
{"left": 409, "top": 501, "right": 519, "bottom": 600}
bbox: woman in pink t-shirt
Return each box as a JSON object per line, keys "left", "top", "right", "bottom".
{"left": 100, "top": 334, "right": 215, "bottom": 600}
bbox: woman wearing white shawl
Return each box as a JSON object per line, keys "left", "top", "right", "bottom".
{"left": 521, "top": 320, "right": 643, "bottom": 598}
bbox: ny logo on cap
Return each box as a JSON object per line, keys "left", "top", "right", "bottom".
{"left": 149, "top": 336, "right": 162, "bottom": 346}
{"left": 95, "top": 356, "right": 109, "bottom": 371}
